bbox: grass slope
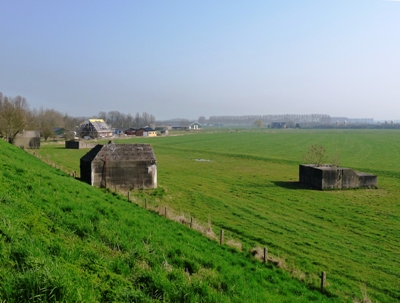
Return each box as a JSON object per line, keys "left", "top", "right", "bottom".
{"left": 0, "top": 139, "right": 340, "bottom": 302}
{"left": 36, "top": 129, "right": 400, "bottom": 302}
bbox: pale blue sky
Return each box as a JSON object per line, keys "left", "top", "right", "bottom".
{"left": 1, "top": 0, "right": 399, "bottom": 120}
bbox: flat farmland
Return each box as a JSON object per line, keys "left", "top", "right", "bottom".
{"left": 38, "top": 129, "right": 400, "bottom": 302}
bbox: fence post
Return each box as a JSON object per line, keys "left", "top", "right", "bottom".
{"left": 321, "top": 271, "right": 326, "bottom": 291}
{"left": 190, "top": 217, "right": 193, "bottom": 228}
{"left": 164, "top": 207, "right": 167, "bottom": 217}
{"left": 145, "top": 198, "right": 147, "bottom": 209}
{"left": 263, "top": 247, "right": 268, "bottom": 264}
{"left": 220, "top": 229, "right": 224, "bottom": 245}
{"left": 128, "top": 191, "right": 130, "bottom": 202}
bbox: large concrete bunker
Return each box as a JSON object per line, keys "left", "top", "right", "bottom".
{"left": 299, "top": 164, "right": 377, "bottom": 190}
{"left": 80, "top": 143, "right": 157, "bottom": 190}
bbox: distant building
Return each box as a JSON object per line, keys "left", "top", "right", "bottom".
{"left": 80, "top": 143, "right": 157, "bottom": 190}
{"left": 272, "top": 122, "right": 287, "bottom": 129}
{"left": 53, "top": 128, "right": 66, "bottom": 137}
{"left": 157, "top": 120, "right": 202, "bottom": 130}
{"left": 124, "top": 128, "right": 137, "bottom": 136}
{"left": 77, "top": 119, "right": 113, "bottom": 139}
{"left": 136, "top": 127, "right": 157, "bottom": 137}
{"left": 188, "top": 121, "right": 202, "bottom": 130}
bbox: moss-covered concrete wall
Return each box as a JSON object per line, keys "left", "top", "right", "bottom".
{"left": 90, "top": 159, "right": 157, "bottom": 190}
{"left": 299, "top": 164, "right": 377, "bottom": 189}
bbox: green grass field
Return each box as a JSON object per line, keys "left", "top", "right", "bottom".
{"left": 0, "top": 137, "right": 343, "bottom": 302}
{"left": 35, "top": 129, "right": 400, "bottom": 302}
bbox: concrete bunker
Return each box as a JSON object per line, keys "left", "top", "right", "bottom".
{"left": 13, "top": 130, "right": 40, "bottom": 149}
{"left": 299, "top": 164, "right": 377, "bottom": 190}
{"left": 80, "top": 143, "right": 157, "bottom": 190}
{"left": 65, "top": 140, "right": 96, "bottom": 149}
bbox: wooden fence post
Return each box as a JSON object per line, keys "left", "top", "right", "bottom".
{"left": 263, "top": 247, "right": 268, "bottom": 264}
{"left": 220, "top": 229, "right": 224, "bottom": 245}
{"left": 190, "top": 217, "right": 193, "bottom": 228}
{"left": 128, "top": 191, "right": 130, "bottom": 202}
{"left": 321, "top": 271, "right": 326, "bottom": 291}
{"left": 164, "top": 207, "right": 167, "bottom": 217}
{"left": 145, "top": 198, "right": 147, "bottom": 209}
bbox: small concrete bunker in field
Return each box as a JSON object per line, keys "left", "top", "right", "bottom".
{"left": 80, "top": 143, "right": 157, "bottom": 190}
{"left": 299, "top": 164, "right": 377, "bottom": 190}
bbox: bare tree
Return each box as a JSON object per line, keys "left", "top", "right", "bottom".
{"left": 0, "top": 95, "right": 30, "bottom": 143}
{"left": 97, "top": 111, "right": 107, "bottom": 121}
{"left": 33, "top": 107, "right": 64, "bottom": 141}
{"left": 254, "top": 119, "right": 263, "bottom": 129}
{"left": 63, "top": 114, "right": 79, "bottom": 132}
{"left": 198, "top": 116, "right": 207, "bottom": 125}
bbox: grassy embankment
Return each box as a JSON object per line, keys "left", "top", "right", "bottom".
{"left": 0, "top": 138, "right": 341, "bottom": 302}
{"left": 37, "top": 129, "right": 400, "bottom": 302}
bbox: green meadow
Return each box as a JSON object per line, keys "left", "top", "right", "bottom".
{"left": 32, "top": 129, "right": 400, "bottom": 302}
{"left": 1, "top": 136, "right": 342, "bottom": 302}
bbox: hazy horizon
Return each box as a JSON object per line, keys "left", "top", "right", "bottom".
{"left": 1, "top": 1, "right": 399, "bottom": 121}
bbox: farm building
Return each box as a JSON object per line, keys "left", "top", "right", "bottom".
{"left": 156, "top": 120, "right": 202, "bottom": 130}
{"left": 80, "top": 143, "right": 157, "bottom": 190}
{"left": 136, "top": 127, "right": 157, "bottom": 137}
{"left": 77, "top": 119, "right": 113, "bottom": 139}
{"left": 272, "top": 122, "right": 287, "bottom": 129}
{"left": 124, "top": 128, "right": 137, "bottom": 136}
{"left": 13, "top": 130, "right": 40, "bottom": 149}
{"left": 299, "top": 164, "right": 377, "bottom": 189}
{"left": 53, "top": 128, "right": 66, "bottom": 137}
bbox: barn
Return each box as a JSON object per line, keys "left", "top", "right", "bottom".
{"left": 80, "top": 143, "right": 157, "bottom": 190}
{"left": 77, "top": 119, "right": 113, "bottom": 139}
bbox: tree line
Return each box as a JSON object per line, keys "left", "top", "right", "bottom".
{"left": 97, "top": 111, "right": 155, "bottom": 129}
{"left": 0, "top": 92, "right": 156, "bottom": 143}
{"left": 206, "top": 114, "right": 331, "bottom": 127}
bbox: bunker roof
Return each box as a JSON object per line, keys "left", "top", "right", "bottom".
{"left": 81, "top": 143, "right": 156, "bottom": 163}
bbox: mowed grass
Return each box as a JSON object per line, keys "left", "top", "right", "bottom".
{"left": 0, "top": 139, "right": 341, "bottom": 302}
{"left": 37, "top": 129, "right": 400, "bottom": 302}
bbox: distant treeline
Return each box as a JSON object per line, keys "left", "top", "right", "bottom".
{"left": 0, "top": 91, "right": 156, "bottom": 142}
{"left": 97, "top": 111, "right": 155, "bottom": 129}
{"left": 207, "top": 114, "right": 331, "bottom": 127}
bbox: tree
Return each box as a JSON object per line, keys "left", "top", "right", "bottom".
{"left": 63, "top": 114, "right": 78, "bottom": 132}
{"left": 0, "top": 95, "right": 29, "bottom": 143}
{"left": 32, "top": 107, "right": 64, "bottom": 141}
{"left": 41, "top": 125, "right": 55, "bottom": 141}
{"left": 97, "top": 111, "right": 107, "bottom": 121}
{"left": 198, "top": 116, "right": 207, "bottom": 125}
{"left": 254, "top": 119, "right": 263, "bottom": 129}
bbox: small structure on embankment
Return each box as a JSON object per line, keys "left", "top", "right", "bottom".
{"left": 299, "top": 164, "right": 377, "bottom": 190}
{"left": 13, "top": 130, "right": 40, "bottom": 149}
{"left": 65, "top": 140, "right": 96, "bottom": 149}
{"left": 80, "top": 143, "right": 157, "bottom": 190}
